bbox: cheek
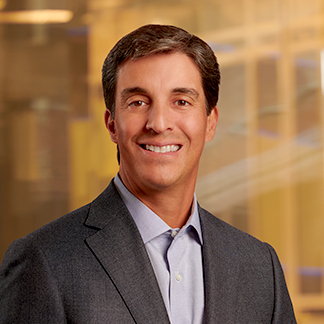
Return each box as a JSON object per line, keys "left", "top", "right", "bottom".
{"left": 115, "top": 115, "right": 142, "bottom": 144}
{"left": 182, "top": 115, "right": 208, "bottom": 143}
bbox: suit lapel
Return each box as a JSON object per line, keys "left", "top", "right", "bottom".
{"left": 199, "top": 207, "right": 240, "bottom": 323}
{"left": 84, "top": 182, "right": 170, "bottom": 324}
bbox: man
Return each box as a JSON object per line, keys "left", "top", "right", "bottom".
{"left": 0, "top": 25, "right": 296, "bottom": 323}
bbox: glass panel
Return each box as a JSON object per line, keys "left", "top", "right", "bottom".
{"left": 255, "top": 0, "right": 278, "bottom": 23}
{"left": 200, "top": 0, "right": 245, "bottom": 31}
{"left": 294, "top": 52, "right": 324, "bottom": 294}
{"left": 197, "top": 63, "right": 248, "bottom": 232}
{"left": 254, "top": 55, "right": 285, "bottom": 253}
{"left": 289, "top": 0, "right": 322, "bottom": 18}
{"left": 257, "top": 56, "right": 280, "bottom": 138}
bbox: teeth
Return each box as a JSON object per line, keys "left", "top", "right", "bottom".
{"left": 145, "top": 144, "right": 180, "bottom": 153}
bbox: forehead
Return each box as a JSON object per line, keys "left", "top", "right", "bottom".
{"left": 116, "top": 52, "right": 203, "bottom": 93}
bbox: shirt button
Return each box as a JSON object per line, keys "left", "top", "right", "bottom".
{"left": 175, "top": 272, "right": 182, "bottom": 282}
{"left": 171, "top": 230, "right": 178, "bottom": 238}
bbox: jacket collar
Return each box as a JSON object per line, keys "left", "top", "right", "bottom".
{"left": 84, "top": 181, "right": 170, "bottom": 324}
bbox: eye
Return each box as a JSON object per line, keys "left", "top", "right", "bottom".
{"left": 129, "top": 100, "right": 146, "bottom": 107}
{"left": 175, "top": 99, "right": 190, "bottom": 106}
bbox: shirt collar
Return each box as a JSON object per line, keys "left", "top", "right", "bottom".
{"left": 114, "top": 174, "right": 203, "bottom": 245}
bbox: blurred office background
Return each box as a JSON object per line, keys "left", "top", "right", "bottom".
{"left": 0, "top": 0, "right": 323, "bottom": 322}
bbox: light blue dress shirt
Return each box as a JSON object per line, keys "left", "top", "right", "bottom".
{"left": 114, "top": 175, "right": 204, "bottom": 324}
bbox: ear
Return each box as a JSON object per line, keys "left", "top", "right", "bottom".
{"left": 104, "top": 109, "right": 118, "bottom": 144}
{"left": 205, "top": 106, "right": 219, "bottom": 143}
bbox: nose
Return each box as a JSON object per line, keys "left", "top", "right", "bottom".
{"left": 145, "top": 101, "right": 174, "bottom": 133}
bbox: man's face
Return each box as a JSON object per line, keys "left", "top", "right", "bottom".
{"left": 105, "top": 52, "right": 218, "bottom": 194}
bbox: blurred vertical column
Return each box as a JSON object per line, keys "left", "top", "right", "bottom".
{"left": 0, "top": 1, "right": 6, "bottom": 261}
{"left": 278, "top": 0, "right": 299, "bottom": 298}
{"left": 0, "top": 0, "right": 75, "bottom": 259}
{"left": 68, "top": 0, "right": 120, "bottom": 211}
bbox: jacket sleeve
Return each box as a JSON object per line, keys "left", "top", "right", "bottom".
{"left": 265, "top": 243, "right": 297, "bottom": 324}
{"left": 0, "top": 237, "right": 67, "bottom": 324}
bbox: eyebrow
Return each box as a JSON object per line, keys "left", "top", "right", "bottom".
{"left": 121, "top": 87, "right": 148, "bottom": 100}
{"left": 172, "top": 87, "right": 199, "bottom": 98}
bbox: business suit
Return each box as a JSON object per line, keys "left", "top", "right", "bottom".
{"left": 0, "top": 181, "right": 296, "bottom": 323}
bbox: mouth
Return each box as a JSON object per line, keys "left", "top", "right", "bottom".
{"left": 140, "top": 144, "right": 181, "bottom": 153}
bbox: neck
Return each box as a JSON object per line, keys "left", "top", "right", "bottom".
{"left": 139, "top": 188, "right": 195, "bottom": 228}
{"left": 119, "top": 174, "right": 196, "bottom": 228}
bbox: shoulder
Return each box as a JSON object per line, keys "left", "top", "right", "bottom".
{"left": 1, "top": 203, "right": 92, "bottom": 270}
{"left": 199, "top": 205, "right": 262, "bottom": 244}
{"left": 1, "top": 180, "right": 126, "bottom": 267}
{"left": 199, "top": 207, "right": 296, "bottom": 322}
{"left": 199, "top": 206, "right": 286, "bottom": 296}
{"left": 6, "top": 181, "right": 122, "bottom": 254}
{"left": 199, "top": 206, "right": 276, "bottom": 263}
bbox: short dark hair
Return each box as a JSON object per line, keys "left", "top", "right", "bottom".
{"left": 102, "top": 24, "right": 220, "bottom": 118}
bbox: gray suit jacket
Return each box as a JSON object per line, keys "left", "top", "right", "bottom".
{"left": 0, "top": 181, "right": 296, "bottom": 323}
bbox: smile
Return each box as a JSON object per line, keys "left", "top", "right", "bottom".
{"left": 142, "top": 144, "right": 180, "bottom": 153}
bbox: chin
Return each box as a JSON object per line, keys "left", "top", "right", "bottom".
{"left": 140, "top": 173, "right": 178, "bottom": 190}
